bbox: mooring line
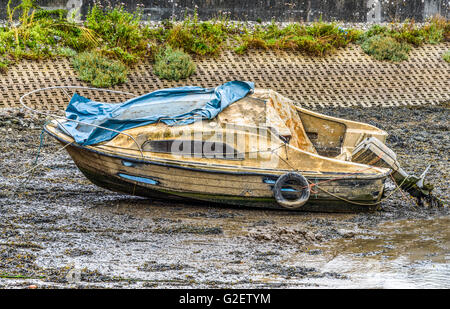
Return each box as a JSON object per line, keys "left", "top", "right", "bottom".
{"left": 3, "top": 139, "right": 74, "bottom": 182}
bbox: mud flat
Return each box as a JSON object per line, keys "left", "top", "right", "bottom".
{"left": 0, "top": 104, "right": 448, "bottom": 288}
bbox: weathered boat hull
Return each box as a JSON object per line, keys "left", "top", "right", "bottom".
{"left": 52, "top": 134, "right": 387, "bottom": 213}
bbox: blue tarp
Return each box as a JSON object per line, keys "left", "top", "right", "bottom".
{"left": 60, "top": 81, "right": 254, "bottom": 146}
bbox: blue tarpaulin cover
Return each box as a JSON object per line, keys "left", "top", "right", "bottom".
{"left": 60, "top": 81, "right": 254, "bottom": 146}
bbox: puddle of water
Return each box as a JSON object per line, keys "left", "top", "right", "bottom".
{"left": 294, "top": 216, "right": 450, "bottom": 288}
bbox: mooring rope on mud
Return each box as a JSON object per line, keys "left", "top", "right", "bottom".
{"left": 3, "top": 138, "right": 74, "bottom": 182}
{"left": 0, "top": 129, "right": 75, "bottom": 199}
{"left": 33, "top": 122, "right": 50, "bottom": 166}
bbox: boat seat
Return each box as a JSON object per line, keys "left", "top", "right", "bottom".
{"left": 263, "top": 91, "right": 317, "bottom": 154}
{"left": 215, "top": 91, "right": 317, "bottom": 154}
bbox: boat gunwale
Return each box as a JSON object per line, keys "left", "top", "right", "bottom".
{"left": 44, "top": 124, "right": 391, "bottom": 181}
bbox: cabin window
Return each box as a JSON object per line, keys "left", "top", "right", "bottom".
{"left": 142, "top": 139, "right": 241, "bottom": 159}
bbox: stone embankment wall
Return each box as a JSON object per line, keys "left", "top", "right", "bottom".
{"left": 0, "top": 0, "right": 448, "bottom": 23}
{"left": 1, "top": 43, "right": 449, "bottom": 109}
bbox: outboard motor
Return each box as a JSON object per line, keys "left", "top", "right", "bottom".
{"left": 352, "top": 137, "right": 442, "bottom": 207}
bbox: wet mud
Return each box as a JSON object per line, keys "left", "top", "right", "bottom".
{"left": 0, "top": 104, "right": 448, "bottom": 288}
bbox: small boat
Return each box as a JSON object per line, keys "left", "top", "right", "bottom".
{"left": 21, "top": 82, "right": 436, "bottom": 212}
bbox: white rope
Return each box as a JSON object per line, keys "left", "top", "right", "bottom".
{"left": 2, "top": 141, "right": 74, "bottom": 182}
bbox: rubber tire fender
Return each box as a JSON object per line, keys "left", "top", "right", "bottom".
{"left": 273, "top": 172, "right": 310, "bottom": 209}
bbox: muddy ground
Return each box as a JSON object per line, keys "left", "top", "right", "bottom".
{"left": 0, "top": 104, "right": 448, "bottom": 288}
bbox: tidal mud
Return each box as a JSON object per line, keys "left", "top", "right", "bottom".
{"left": 0, "top": 104, "right": 448, "bottom": 288}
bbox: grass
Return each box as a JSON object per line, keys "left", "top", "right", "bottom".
{"left": 55, "top": 46, "right": 77, "bottom": 57}
{"left": 153, "top": 46, "right": 196, "bottom": 81}
{"left": 443, "top": 51, "right": 450, "bottom": 63}
{"left": 0, "top": 1, "right": 448, "bottom": 84}
{"left": 0, "top": 273, "right": 46, "bottom": 279}
{"left": 0, "top": 0, "right": 97, "bottom": 69}
{"left": 85, "top": 4, "right": 151, "bottom": 65}
{"left": 0, "top": 58, "right": 9, "bottom": 73}
{"left": 157, "top": 9, "right": 230, "bottom": 56}
{"left": 357, "top": 16, "right": 448, "bottom": 61}
{"left": 234, "top": 20, "right": 362, "bottom": 56}
{"left": 72, "top": 51, "right": 128, "bottom": 87}
{"left": 361, "top": 34, "right": 411, "bottom": 62}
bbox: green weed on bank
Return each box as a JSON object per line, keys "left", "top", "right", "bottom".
{"left": 72, "top": 50, "right": 128, "bottom": 87}
{"left": 357, "top": 16, "right": 448, "bottom": 61}
{"left": 85, "top": 4, "right": 151, "bottom": 65}
{"left": 153, "top": 46, "right": 196, "bottom": 81}
{"left": 443, "top": 51, "right": 450, "bottom": 63}
{"left": 154, "top": 9, "right": 230, "bottom": 56}
{"left": 234, "top": 20, "right": 362, "bottom": 56}
{"left": 361, "top": 35, "right": 411, "bottom": 61}
{"left": 0, "top": 0, "right": 97, "bottom": 73}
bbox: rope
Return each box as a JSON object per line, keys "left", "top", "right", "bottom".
{"left": 389, "top": 173, "right": 418, "bottom": 210}
{"left": 33, "top": 122, "right": 50, "bottom": 166}
{"left": 0, "top": 132, "right": 74, "bottom": 199}
{"left": 4, "top": 140, "right": 74, "bottom": 182}
{"left": 277, "top": 152, "right": 411, "bottom": 207}
{"left": 309, "top": 175, "right": 410, "bottom": 206}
